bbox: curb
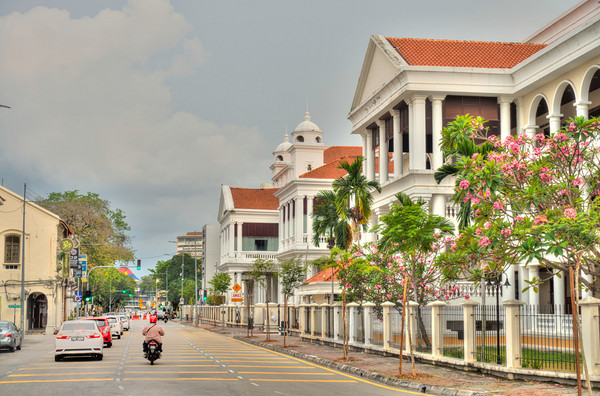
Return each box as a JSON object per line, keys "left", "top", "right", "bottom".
{"left": 229, "top": 334, "right": 490, "bottom": 396}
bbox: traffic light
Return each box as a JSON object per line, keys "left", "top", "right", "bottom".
{"left": 128, "top": 293, "right": 133, "bottom": 297}
{"left": 136, "top": 259, "right": 141, "bottom": 270}
{"left": 203, "top": 290, "right": 207, "bottom": 301}
{"left": 85, "top": 296, "right": 92, "bottom": 302}
{"left": 122, "top": 289, "right": 127, "bottom": 294}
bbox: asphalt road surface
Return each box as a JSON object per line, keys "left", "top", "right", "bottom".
{"left": 0, "top": 319, "right": 428, "bottom": 396}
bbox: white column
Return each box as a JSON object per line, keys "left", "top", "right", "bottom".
{"left": 528, "top": 265, "right": 540, "bottom": 306}
{"left": 430, "top": 95, "right": 445, "bottom": 170}
{"left": 295, "top": 197, "right": 303, "bottom": 243}
{"left": 504, "top": 267, "right": 516, "bottom": 303}
{"left": 518, "top": 265, "right": 529, "bottom": 305}
{"left": 547, "top": 114, "right": 562, "bottom": 135}
{"left": 553, "top": 270, "right": 565, "bottom": 307}
{"left": 378, "top": 120, "right": 388, "bottom": 184}
{"left": 430, "top": 194, "right": 446, "bottom": 217}
{"left": 229, "top": 223, "right": 235, "bottom": 256}
{"left": 361, "top": 134, "right": 367, "bottom": 174}
{"left": 237, "top": 222, "right": 243, "bottom": 254}
{"left": 499, "top": 98, "right": 512, "bottom": 141}
{"left": 524, "top": 125, "right": 538, "bottom": 139}
{"left": 582, "top": 271, "right": 593, "bottom": 298}
{"left": 278, "top": 207, "right": 283, "bottom": 248}
{"left": 392, "top": 109, "right": 402, "bottom": 178}
{"left": 365, "top": 131, "right": 375, "bottom": 181}
{"left": 410, "top": 95, "right": 427, "bottom": 170}
{"left": 307, "top": 196, "right": 314, "bottom": 246}
{"left": 574, "top": 101, "right": 591, "bottom": 119}
{"left": 408, "top": 101, "right": 414, "bottom": 171}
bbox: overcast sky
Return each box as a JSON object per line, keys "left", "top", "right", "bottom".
{"left": 0, "top": 0, "right": 581, "bottom": 277}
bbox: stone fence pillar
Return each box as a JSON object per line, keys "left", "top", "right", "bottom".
{"left": 347, "top": 302, "right": 359, "bottom": 345}
{"left": 363, "top": 302, "right": 375, "bottom": 347}
{"left": 461, "top": 300, "right": 479, "bottom": 363}
{"left": 502, "top": 300, "right": 525, "bottom": 369}
{"left": 320, "top": 303, "right": 329, "bottom": 338}
{"left": 428, "top": 301, "right": 447, "bottom": 358}
{"left": 382, "top": 301, "right": 394, "bottom": 352}
{"left": 333, "top": 303, "right": 342, "bottom": 342}
{"left": 580, "top": 296, "right": 600, "bottom": 375}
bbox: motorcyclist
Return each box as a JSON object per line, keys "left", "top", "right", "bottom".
{"left": 142, "top": 314, "right": 165, "bottom": 357}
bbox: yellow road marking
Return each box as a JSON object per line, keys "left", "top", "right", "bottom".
{"left": 228, "top": 365, "right": 313, "bottom": 368}
{"left": 0, "top": 379, "right": 113, "bottom": 384}
{"left": 238, "top": 372, "right": 334, "bottom": 375}
{"left": 232, "top": 338, "right": 428, "bottom": 395}
{"left": 10, "top": 372, "right": 113, "bottom": 377}
{"left": 123, "top": 378, "right": 238, "bottom": 381}
{"left": 250, "top": 379, "right": 357, "bottom": 383}
{"left": 125, "top": 364, "right": 220, "bottom": 367}
{"left": 20, "top": 367, "right": 111, "bottom": 370}
{"left": 124, "top": 371, "right": 229, "bottom": 374}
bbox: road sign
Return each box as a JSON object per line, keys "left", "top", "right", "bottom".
{"left": 139, "top": 303, "right": 144, "bottom": 308}
{"left": 139, "top": 298, "right": 143, "bottom": 303}
{"left": 8, "top": 305, "right": 21, "bottom": 308}
{"left": 69, "top": 248, "right": 79, "bottom": 268}
{"left": 60, "top": 238, "right": 74, "bottom": 252}
{"left": 231, "top": 292, "right": 243, "bottom": 302}
{"left": 151, "top": 302, "right": 155, "bottom": 307}
{"left": 232, "top": 283, "right": 242, "bottom": 292}
{"left": 79, "top": 255, "right": 87, "bottom": 280}
{"left": 75, "top": 296, "right": 81, "bottom": 302}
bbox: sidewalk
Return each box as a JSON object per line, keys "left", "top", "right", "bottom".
{"left": 181, "top": 320, "right": 587, "bottom": 396}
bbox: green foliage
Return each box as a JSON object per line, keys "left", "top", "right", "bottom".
{"left": 138, "top": 275, "right": 158, "bottom": 295}
{"left": 39, "top": 190, "right": 134, "bottom": 268}
{"left": 209, "top": 272, "right": 232, "bottom": 296}
{"left": 312, "top": 190, "right": 351, "bottom": 250}
{"left": 89, "top": 268, "right": 136, "bottom": 309}
{"left": 278, "top": 256, "right": 307, "bottom": 299}
{"left": 150, "top": 253, "right": 201, "bottom": 309}
{"left": 249, "top": 258, "right": 278, "bottom": 290}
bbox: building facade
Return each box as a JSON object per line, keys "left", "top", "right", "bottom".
{"left": 348, "top": 0, "right": 600, "bottom": 307}
{"left": 0, "top": 185, "right": 71, "bottom": 334}
{"left": 175, "top": 231, "right": 203, "bottom": 259}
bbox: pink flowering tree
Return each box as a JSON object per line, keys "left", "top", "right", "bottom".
{"left": 437, "top": 115, "right": 600, "bottom": 298}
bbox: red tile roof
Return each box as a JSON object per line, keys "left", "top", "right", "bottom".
{"left": 300, "top": 146, "right": 363, "bottom": 180}
{"left": 385, "top": 37, "right": 547, "bottom": 69}
{"left": 323, "top": 146, "right": 362, "bottom": 163}
{"left": 304, "top": 267, "right": 340, "bottom": 284}
{"left": 230, "top": 187, "right": 279, "bottom": 210}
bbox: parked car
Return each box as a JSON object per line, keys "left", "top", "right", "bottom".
{"left": 54, "top": 320, "right": 103, "bottom": 361}
{"left": 0, "top": 321, "right": 22, "bottom": 352}
{"left": 105, "top": 315, "right": 123, "bottom": 339}
{"left": 83, "top": 317, "right": 112, "bottom": 347}
{"left": 117, "top": 314, "right": 130, "bottom": 331}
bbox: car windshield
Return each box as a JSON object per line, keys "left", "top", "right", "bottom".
{"left": 94, "top": 320, "right": 107, "bottom": 326}
{"left": 0, "top": 323, "right": 10, "bottom": 330}
{"left": 62, "top": 322, "right": 96, "bottom": 331}
{"left": 107, "top": 318, "right": 116, "bottom": 323}
{"left": 120, "top": 317, "right": 126, "bottom": 321}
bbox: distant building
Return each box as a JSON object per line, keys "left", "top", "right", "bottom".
{"left": 175, "top": 231, "right": 203, "bottom": 259}
{"left": 201, "top": 224, "right": 219, "bottom": 299}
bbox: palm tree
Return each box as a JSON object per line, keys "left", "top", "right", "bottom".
{"left": 311, "top": 190, "right": 352, "bottom": 250}
{"left": 332, "top": 156, "right": 381, "bottom": 244}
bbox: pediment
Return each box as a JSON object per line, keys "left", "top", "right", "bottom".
{"left": 351, "top": 35, "right": 406, "bottom": 111}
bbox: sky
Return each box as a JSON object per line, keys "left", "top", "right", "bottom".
{"left": 0, "top": 0, "right": 581, "bottom": 277}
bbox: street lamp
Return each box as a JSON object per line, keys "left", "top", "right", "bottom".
{"left": 487, "top": 274, "right": 510, "bottom": 364}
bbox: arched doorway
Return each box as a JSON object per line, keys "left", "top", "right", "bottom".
{"left": 27, "top": 293, "right": 47, "bottom": 331}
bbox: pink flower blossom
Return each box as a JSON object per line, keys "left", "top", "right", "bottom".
{"left": 534, "top": 215, "right": 548, "bottom": 225}
{"left": 501, "top": 228, "right": 512, "bottom": 237}
{"left": 573, "top": 177, "right": 583, "bottom": 186}
{"left": 569, "top": 122, "right": 576, "bottom": 131}
{"left": 464, "top": 294, "right": 470, "bottom": 300}
{"left": 484, "top": 222, "right": 492, "bottom": 230}
{"left": 479, "top": 236, "right": 491, "bottom": 248}
{"left": 493, "top": 201, "right": 504, "bottom": 210}
{"left": 564, "top": 208, "right": 577, "bottom": 220}
{"left": 459, "top": 180, "right": 470, "bottom": 190}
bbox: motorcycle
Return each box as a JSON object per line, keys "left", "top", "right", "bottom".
{"left": 147, "top": 340, "right": 161, "bottom": 365}
{"left": 163, "top": 316, "right": 168, "bottom": 323}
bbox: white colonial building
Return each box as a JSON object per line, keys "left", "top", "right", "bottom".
{"left": 349, "top": 0, "right": 600, "bottom": 308}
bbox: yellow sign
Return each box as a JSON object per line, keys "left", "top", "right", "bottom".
{"left": 139, "top": 298, "right": 143, "bottom": 303}
{"left": 139, "top": 303, "right": 144, "bottom": 308}
{"left": 231, "top": 292, "right": 243, "bottom": 302}
{"left": 151, "top": 302, "right": 155, "bottom": 307}
{"left": 232, "top": 283, "right": 242, "bottom": 292}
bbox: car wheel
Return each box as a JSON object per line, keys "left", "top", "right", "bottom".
{"left": 16, "top": 342, "right": 21, "bottom": 351}
{"left": 9, "top": 345, "right": 15, "bottom": 353}
{"left": 55, "top": 355, "right": 62, "bottom": 362}
{"left": 96, "top": 354, "right": 103, "bottom": 361}
{"left": 117, "top": 334, "right": 121, "bottom": 339}
{"left": 106, "top": 342, "right": 112, "bottom": 348}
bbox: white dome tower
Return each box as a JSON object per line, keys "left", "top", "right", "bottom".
{"left": 291, "top": 112, "right": 323, "bottom": 145}
{"left": 270, "top": 134, "right": 293, "bottom": 187}
{"left": 290, "top": 112, "right": 325, "bottom": 178}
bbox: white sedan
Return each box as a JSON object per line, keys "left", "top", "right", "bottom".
{"left": 106, "top": 316, "right": 123, "bottom": 339}
{"left": 117, "top": 314, "right": 130, "bottom": 331}
{"left": 55, "top": 320, "right": 103, "bottom": 361}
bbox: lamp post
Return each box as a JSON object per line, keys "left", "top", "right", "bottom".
{"left": 487, "top": 274, "right": 510, "bottom": 364}
{"left": 194, "top": 232, "right": 199, "bottom": 327}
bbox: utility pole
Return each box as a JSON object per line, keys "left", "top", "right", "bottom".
{"left": 180, "top": 252, "right": 184, "bottom": 321}
{"left": 20, "top": 183, "right": 26, "bottom": 337}
{"left": 194, "top": 232, "right": 198, "bottom": 327}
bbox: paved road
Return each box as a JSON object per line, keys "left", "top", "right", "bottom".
{"left": 0, "top": 319, "right": 427, "bottom": 396}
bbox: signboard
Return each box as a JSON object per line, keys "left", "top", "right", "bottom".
{"left": 69, "top": 248, "right": 79, "bottom": 268}
{"left": 151, "top": 302, "right": 155, "bottom": 307}
{"left": 8, "top": 305, "right": 21, "bottom": 308}
{"left": 79, "top": 255, "right": 87, "bottom": 280}
{"left": 138, "top": 303, "right": 144, "bottom": 309}
{"left": 232, "top": 283, "right": 242, "bottom": 292}
{"left": 231, "top": 292, "right": 243, "bottom": 302}
{"left": 60, "top": 238, "right": 74, "bottom": 253}
{"left": 139, "top": 299, "right": 143, "bottom": 303}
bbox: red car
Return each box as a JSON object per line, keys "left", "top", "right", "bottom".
{"left": 83, "top": 317, "right": 112, "bottom": 347}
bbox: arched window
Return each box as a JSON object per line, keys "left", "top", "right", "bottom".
{"left": 276, "top": 155, "right": 283, "bottom": 162}
{"left": 296, "top": 136, "right": 304, "bottom": 143}
{"left": 5, "top": 235, "right": 19, "bottom": 264}
{"left": 315, "top": 137, "right": 321, "bottom": 143}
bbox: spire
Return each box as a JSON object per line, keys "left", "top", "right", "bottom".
{"left": 304, "top": 111, "right": 311, "bottom": 121}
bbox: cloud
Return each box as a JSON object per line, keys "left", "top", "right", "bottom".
{"left": 0, "top": 0, "right": 270, "bottom": 256}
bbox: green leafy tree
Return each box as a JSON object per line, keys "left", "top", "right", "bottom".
{"left": 312, "top": 190, "right": 351, "bottom": 250}
{"left": 138, "top": 275, "right": 158, "bottom": 295}
{"left": 39, "top": 191, "right": 134, "bottom": 268}
{"left": 89, "top": 268, "right": 136, "bottom": 311}
{"left": 333, "top": 156, "right": 381, "bottom": 244}
{"left": 249, "top": 258, "right": 278, "bottom": 341}
{"left": 150, "top": 253, "right": 199, "bottom": 311}
{"left": 209, "top": 272, "right": 232, "bottom": 305}
{"left": 278, "top": 256, "right": 307, "bottom": 347}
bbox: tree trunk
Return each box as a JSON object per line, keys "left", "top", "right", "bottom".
{"left": 283, "top": 296, "right": 288, "bottom": 348}
{"left": 342, "top": 288, "right": 347, "bottom": 360}
{"left": 416, "top": 306, "right": 431, "bottom": 348}
{"left": 266, "top": 278, "right": 270, "bottom": 341}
